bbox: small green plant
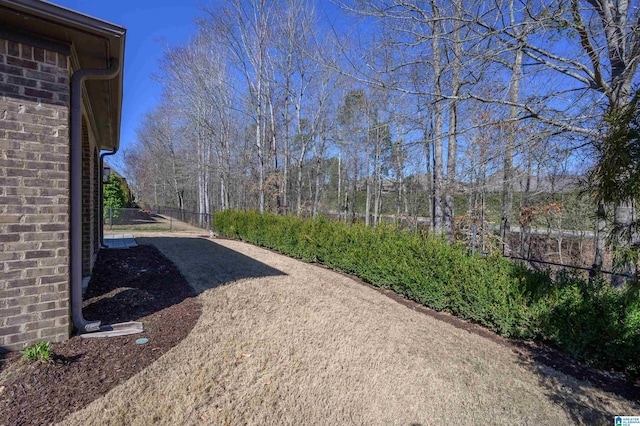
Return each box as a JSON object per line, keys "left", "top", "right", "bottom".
{"left": 21, "top": 341, "right": 51, "bottom": 363}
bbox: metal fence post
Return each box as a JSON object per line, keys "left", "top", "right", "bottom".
{"left": 109, "top": 207, "right": 113, "bottom": 231}
{"left": 170, "top": 215, "right": 173, "bottom": 231}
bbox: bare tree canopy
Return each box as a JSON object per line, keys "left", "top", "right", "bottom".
{"left": 124, "top": 0, "right": 639, "bottom": 276}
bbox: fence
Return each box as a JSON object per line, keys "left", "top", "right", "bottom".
{"left": 328, "top": 212, "right": 624, "bottom": 280}
{"left": 149, "top": 206, "right": 214, "bottom": 232}
{"left": 144, "top": 206, "right": 631, "bottom": 280}
{"left": 104, "top": 207, "right": 171, "bottom": 231}
{"left": 102, "top": 207, "right": 215, "bottom": 233}
{"left": 459, "top": 224, "right": 631, "bottom": 280}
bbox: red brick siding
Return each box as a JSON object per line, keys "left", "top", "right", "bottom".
{"left": 0, "top": 39, "right": 70, "bottom": 351}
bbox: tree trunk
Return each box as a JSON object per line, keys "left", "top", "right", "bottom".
{"left": 365, "top": 177, "right": 371, "bottom": 226}
{"left": 256, "top": 96, "right": 265, "bottom": 213}
{"left": 373, "top": 127, "right": 381, "bottom": 226}
{"left": 423, "top": 120, "right": 433, "bottom": 232}
{"left": 268, "top": 93, "right": 280, "bottom": 213}
{"left": 612, "top": 201, "right": 634, "bottom": 286}
{"left": 444, "top": 0, "right": 461, "bottom": 243}
{"left": 297, "top": 160, "right": 304, "bottom": 216}
{"left": 283, "top": 56, "right": 292, "bottom": 214}
{"left": 313, "top": 147, "right": 322, "bottom": 218}
{"left": 520, "top": 155, "right": 532, "bottom": 258}
{"left": 431, "top": 0, "right": 444, "bottom": 236}
{"left": 338, "top": 153, "right": 342, "bottom": 219}
{"left": 500, "top": 37, "right": 524, "bottom": 255}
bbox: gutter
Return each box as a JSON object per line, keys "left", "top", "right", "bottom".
{"left": 99, "top": 149, "right": 117, "bottom": 248}
{"left": 0, "top": 0, "right": 126, "bottom": 38}
{"left": 70, "top": 59, "right": 120, "bottom": 333}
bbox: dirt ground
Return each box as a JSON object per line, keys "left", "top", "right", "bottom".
{"left": 58, "top": 233, "right": 638, "bottom": 425}
{"left": 0, "top": 245, "right": 201, "bottom": 426}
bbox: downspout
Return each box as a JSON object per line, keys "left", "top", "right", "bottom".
{"left": 70, "top": 59, "right": 120, "bottom": 333}
{"left": 99, "top": 148, "right": 117, "bottom": 248}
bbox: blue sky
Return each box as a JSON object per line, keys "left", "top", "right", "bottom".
{"left": 46, "top": 0, "right": 347, "bottom": 174}
{"left": 48, "top": 0, "right": 203, "bottom": 170}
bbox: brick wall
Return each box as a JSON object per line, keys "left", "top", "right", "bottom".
{"left": 93, "top": 147, "right": 100, "bottom": 256}
{"left": 81, "top": 122, "right": 90, "bottom": 275}
{"left": 81, "top": 121, "right": 98, "bottom": 277}
{"left": 0, "top": 39, "right": 71, "bottom": 351}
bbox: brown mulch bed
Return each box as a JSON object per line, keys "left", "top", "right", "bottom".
{"left": 0, "top": 245, "right": 202, "bottom": 426}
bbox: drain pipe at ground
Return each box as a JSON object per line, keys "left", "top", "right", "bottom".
{"left": 70, "top": 59, "right": 121, "bottom": 333}
{"left": 99, "top": 148, "right": 117, "bottom": 248}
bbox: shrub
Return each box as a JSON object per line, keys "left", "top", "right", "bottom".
{"left": 214, "top": 210, "right": 640, "bottom": 376}
{"left": 103, "top": 174, "right": 126, "bottom": 220}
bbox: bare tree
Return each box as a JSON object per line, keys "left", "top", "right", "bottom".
{"left": 499, "top": 0, "right": 527, "bottom": 255}
{"left": 136, "top": 104, "right": 189, "bottom": 209}
{"left": 125, "top": 0, "right": 639, "bottom": 279}
{"left": 443, "top": 0, "right": 463, "bottom": 242}
{"left": 469, "top": 0, "right": 640, "bottom": 270}
{"left": 205, "top": 0, "right": 282, "bottom": 213}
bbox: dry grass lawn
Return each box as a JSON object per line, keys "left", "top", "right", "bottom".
{"left": 61, "top": 234, "right": 638, "bottom": 425}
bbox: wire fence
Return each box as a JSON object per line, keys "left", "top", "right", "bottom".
{"left": 143, "top": 206, "right": 631, "bottom": 280}
{"left": 104, "top": 207, "right": 171, "bottom": 231}
{"left": 459, "top": 224, "right": 630, "bottom": 279}
{"left": 104, "top": 207, "right": 216, "bottom": 233}
{"left": 319, "top": 211, "right": 615, "bottom": 278}
{"left": 149, "top": 205, "right": 214, "bottom": 232}
{"left": 334, "top": 213, "right": 624, "bottom": 280}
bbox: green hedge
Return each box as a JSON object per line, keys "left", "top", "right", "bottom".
{"left": 214, "top": 210, "right": 640, "bottom": 376}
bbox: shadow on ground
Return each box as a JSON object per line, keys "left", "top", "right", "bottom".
{"left": 0, "top": 352, "right": 9, "bottom": 374}
{"left": 515, "top": 346, "right": 640, "bottom": 424}
{"left": 136, "top": 236, "right": 287, "bottom": 294}
{"left": 84, "top": 237, "right": 285, "bottom": 324}
{"left": 82, "top": 245, "right": 197, "bottom": 324}
{"left": 0, "top": 244, "right": 204, "bottom": 426}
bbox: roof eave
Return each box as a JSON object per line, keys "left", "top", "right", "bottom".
{"left": 0, "top": 0, "right": 126, "bottom": 151}
{"left": 0, "top": 0, "right": 126, "bottom": 39}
